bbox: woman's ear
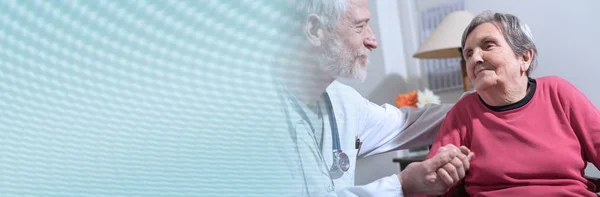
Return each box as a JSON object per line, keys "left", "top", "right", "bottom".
{"left": 520, "top": 49, "right": 534, "bottom": 72}
{"left": 305, "top": 14, "right": 324, "bottom": 46}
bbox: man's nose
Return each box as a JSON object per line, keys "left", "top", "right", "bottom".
{"left": 364, "top": 26, "right": 378, "bottom": 50}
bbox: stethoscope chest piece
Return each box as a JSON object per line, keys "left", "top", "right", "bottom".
{"left": 329, "top": 149, "right": 349, "bottom": 179}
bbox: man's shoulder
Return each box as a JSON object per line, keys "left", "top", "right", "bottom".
{"left": 327, "top": 80, "right": 363, "bottom": 98}
{"left": 326, "top": 81, "right": 370, "bottom": 115}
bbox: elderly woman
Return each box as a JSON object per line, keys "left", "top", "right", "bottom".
{"left": 418, "top": 11, "right": 600, "bottom": 196}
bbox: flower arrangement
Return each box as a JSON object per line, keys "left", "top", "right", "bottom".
{"left": 395, "top": 88, "right": 441, "bottom": 108}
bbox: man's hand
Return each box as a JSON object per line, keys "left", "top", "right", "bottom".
{"left": 398, "top": 144, "right": 474, "bottom": 196}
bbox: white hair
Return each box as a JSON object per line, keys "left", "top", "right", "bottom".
{"left": 461, "top": 11, "right": 538, "bottom": 76}
{"left": 293, "top": 0, "right": 349, "bottom": 31}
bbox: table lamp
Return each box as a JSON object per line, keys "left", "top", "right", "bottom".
{"left": 413, "top": 10, "right": 475, "bottom": 92}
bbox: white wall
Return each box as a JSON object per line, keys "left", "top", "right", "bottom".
{"left": 466, "top": 0, "right": 600, "bottom": 178}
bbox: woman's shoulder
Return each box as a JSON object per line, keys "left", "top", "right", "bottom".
{"left": 445, "top": 91, "right": 479, "bottom": 117}
{"left": 454, "top": 91, "right": 479, "bottom": 107}
{"left": 535, "top": 75, "right": 574, "bottom": 89}
{"left": 534, "top": 75, "right": 582, "bottom": 99}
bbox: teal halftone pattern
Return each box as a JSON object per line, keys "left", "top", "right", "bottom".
{"left": 0, "top": 0, "right": 303, "bottom": 196}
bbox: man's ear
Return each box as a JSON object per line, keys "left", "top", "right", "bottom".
{"left": 305, "top": 14, "right": 324, "bottom": 46}
{"left": 520, "top": 48, "right": 534, "bottom": 72}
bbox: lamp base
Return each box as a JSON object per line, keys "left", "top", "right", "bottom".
{"left": 461, "top": 59, "right": 470, "bottom": 92}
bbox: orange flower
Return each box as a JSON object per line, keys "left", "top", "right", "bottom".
{"left": 396, "top": 90, "right": 418, "bottom": 108}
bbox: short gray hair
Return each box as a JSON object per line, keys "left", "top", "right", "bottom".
{"left": 293, "top": 0, "right": 349, "bottom": 31}
{"left": 461, "top": 11, "right": 538, "bottom": 76}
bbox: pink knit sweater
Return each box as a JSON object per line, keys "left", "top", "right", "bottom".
{"left": 419, "top": 76, "right": 600, "bottom": 197}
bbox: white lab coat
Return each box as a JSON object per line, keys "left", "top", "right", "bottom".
{"left": 280, "top": 80, "right": 453, "bottom": 197}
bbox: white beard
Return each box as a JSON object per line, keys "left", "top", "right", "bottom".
{"left": 318, "top": 35, "right": 370, "bottom": 83}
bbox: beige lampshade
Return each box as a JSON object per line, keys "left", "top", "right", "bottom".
{"left": 413, "top": 11, "right": 475, "bottom": 59}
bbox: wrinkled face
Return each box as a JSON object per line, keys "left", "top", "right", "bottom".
{"left": 463, "top": 22, "right": 529, "bottom": 91}
{"left": 319, "top": 0, "right": 378, "bottom": 82}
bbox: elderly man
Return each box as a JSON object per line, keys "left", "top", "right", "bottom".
{"left": 275, "top": 0, "right": 474, "bottom": 196}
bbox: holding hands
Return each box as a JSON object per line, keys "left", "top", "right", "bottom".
{"left": 399, "top": 144, "right": 474, "bottom": 196}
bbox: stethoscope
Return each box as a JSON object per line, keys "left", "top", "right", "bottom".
{"left": 290, "top": 92, "right": 350, "bottom": 177}
{"left": 277, "top": 84, "right": 350, "bottom": 191}
{"left": 321, "top": 92, "right": 350, "bottom": 179}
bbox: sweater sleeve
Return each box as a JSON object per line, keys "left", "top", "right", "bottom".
{"left": 559, "top": 78, "right": 600, "bottom": 169}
